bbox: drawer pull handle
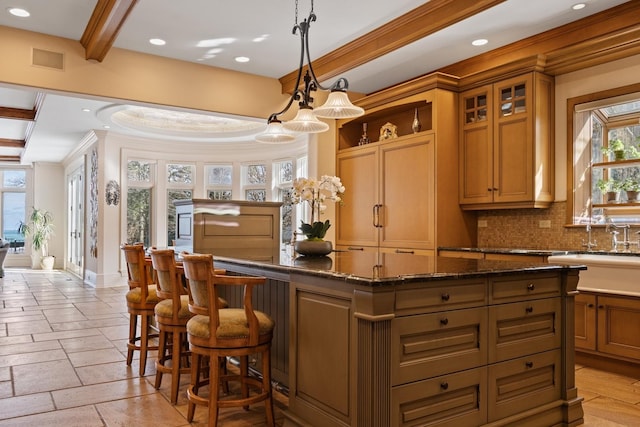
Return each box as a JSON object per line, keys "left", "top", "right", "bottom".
{"left": 440, "top": 318, "right": 449, "bottom": 326}
{"left": 525, "top": 361, "right": 534, "bottom": 368}
{"left": 441, "top": 293, "right": 450, "bottom": 302}
{"left": 525, "top": 306, "right": 533, "bottom": 313}
{"left": 395, "top": 249, "right": 415, "bottom": 254}
{"left": 527, "top": 283, "right": 535, "bottom": 291}
{"left": 440, "top": 382, "right": 449, "bottom": 390}
{"left": 347, "top": 247, "right": 364, "bottom": 251}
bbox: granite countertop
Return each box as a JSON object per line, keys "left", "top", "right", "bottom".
{"left": 438, "top": 247, "right": 574, "bottom": 256}
{"left": 438, "top": 247, "right": 640, "bottom": 257}
{"left": 212, "top": 250, "right": 583, "bottom": 287}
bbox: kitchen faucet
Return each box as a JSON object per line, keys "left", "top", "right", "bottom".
{"left": 605, "top": 220, "right": 638, "bottom": 252}
{"left": 581, "top": 223, "right": 597, "bottom": 251}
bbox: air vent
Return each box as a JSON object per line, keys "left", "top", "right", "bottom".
{"left": 32, "top": 48, "right": 64, "bottom": 70}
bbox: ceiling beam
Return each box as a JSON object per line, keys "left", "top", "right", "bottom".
{"left": 0, "top": 156, "right": 21, "bottom": 162}
{"left": 80, "top": 0, "right": 138, "bottom": 62}
{"left": 0, "top": 138, "right": 26, "bottom": 148}
{"left": 279, "top": 0, "right": 508, "bottom": 94}
{"left": 0, "top": 106, "right": 35, "bottom": 121}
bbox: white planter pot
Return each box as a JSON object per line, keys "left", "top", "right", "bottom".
{"left": 40, "top": 256, "right": 55, "bottom": 270}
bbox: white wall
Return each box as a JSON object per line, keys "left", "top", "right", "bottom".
{"left": 554, "top": 54, "right": 640, "bottom": 201}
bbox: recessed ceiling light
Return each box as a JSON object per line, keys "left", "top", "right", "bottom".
{"left": 8, "top": 7, "right": 30, "bottom": 17}
{"left": 149, "top": 38, "right": 166, "bottom": 46}
{"left": 103, "top": 125, "right": 110, "bottom": 129}
{"left": 572, "top": 3, "right": 586, "bottom": 10}
{"left": 81, "top": 108, "right": 91, "bottom": 112}
{"left": 253, "top": 34, "right": 269, "bottom": 43}
{"left": 235, "top": 56, "right": 250, "bottom": 63}
{"left": 472, "top": 39, "right": 488, "bottom": 47}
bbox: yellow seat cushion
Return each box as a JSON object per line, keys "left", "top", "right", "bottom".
{"left": 187, "top": 309, "right": 275, "bottom": 340}
{"left": 154, "top": 295, "right": 191, "bottom": 319}
{"left": 126, "top": 285, "right": 159, "bottom": 305}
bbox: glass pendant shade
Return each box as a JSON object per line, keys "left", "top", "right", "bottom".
{"left": 282, "top": 107, "right": 329, "bottom": 133}
{"left": 255, "top": 121, "right": 296, "bottom": 144}
{"left": 313, "top": 91, "right": 365, "bottom": 119}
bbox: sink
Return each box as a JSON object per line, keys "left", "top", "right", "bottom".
{"left": 548, "top": 254, "right": 640, "bottom": 296}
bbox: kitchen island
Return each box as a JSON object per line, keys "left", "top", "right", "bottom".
{"left": 213, "top": 251, "right": 585, "bottom": 427}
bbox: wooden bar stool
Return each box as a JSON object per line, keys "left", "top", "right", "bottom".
{"left": 182, "top": 253, "right": 275, "bottom": 427}
{"left": 121, "top": 243, "right": 160, "bottom": 376}
{"left": 150, "top": 248, "right": 192, "bottom": 404}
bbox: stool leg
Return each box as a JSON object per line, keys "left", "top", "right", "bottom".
{"left": 240, "top": 355, "right": 249, "bottom": 411}
{"left": 262, "top": 349, "right": 275, "bottom": 426}
{"left": 187, "top": 352, "right": 200, "bottom": 422}
{"left": 170, "top": 328, "right": 182, "bottom": 404}
{"left": 139, "top": 314, "right": 149, "bottom": 376}
{"left": 154, "top": 326, "right": 167, "bottom": 390}
{"left": 209, "top": 354, "right": 220, "bottom": 427}
{"left": 126, "top": 313, "right": 137, "bottom": 366}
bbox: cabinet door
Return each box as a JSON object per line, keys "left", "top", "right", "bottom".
{"left": 597, "top": 295, "right": 640, "bottom": 359}
{"left": 575, "top": 293, "right": 596, "bottom": 351}
{"left": 493, "top": 74, "right": 534, "bottom": 203}
{"left": 459, "top": 86, "right": 493, "bottom": 204}
{"left": 336, "top": 146, "right": 379, "bottom": 247}
{"left": 379, "top": 134, "right": 435, "bottom": 250}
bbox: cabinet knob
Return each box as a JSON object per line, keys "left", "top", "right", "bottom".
{"left": 525, "top": 361, "right": 534, "bottom": 368}
{"left": 440, "top": 318, "right": 449, "bottom": 326}
{"left": 488, "top": 188, "right": 493, "bottom": 192}
{"left": 493, "top": 188, "right": 499, "bottom": 191}
{"left": 441, "top": 293, "right": 450, "bottom": 302}
{"left": 440, "top": 382, "right": 449, "bottom": 390}
{"left": 525, "top": 306, "right": 534, "bottom": 313}
{"left": 587, "top": 303, "right": 594, "bottom": 308}
{"left": 598, "top": 305, "right": 604, "bottom": 309}
{"left": 527, "top": 283, "right": 535, "bottom": 291}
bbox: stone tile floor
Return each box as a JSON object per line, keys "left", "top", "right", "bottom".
{"left": 0, "top": 269, "right": 285, "bottom": 426}
{"left": 1, "top": 268, "right": 640, "bottom": 426}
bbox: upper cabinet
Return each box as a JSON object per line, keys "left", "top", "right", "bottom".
{"left": 335, "top": 74, "right": 476, "bottom": 254}
{"left": 458, "top": 72, "right": 555, "bottom": 210}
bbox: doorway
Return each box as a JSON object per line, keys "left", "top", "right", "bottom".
{"left": 67, "top": 166, "right": 84, "bottom": 277}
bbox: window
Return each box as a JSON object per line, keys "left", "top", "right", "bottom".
{"left": 1, "top": 169, "right": 26, "bottom": 251}
{"left": 166, "top": 163, "right": 194, "bottom": 244}
{"left": 243, "top": 163, "right": 267, "bottom": 202}
{"left": 570, "top": 89, "right": 640, "bottom": 226}
{"left": 206, "top": 164, "right": 232, "bottom": 200}
{"left": 273, "top": 160, "right": 294, "bottom": 243}
{"left": 127, "top": 160, "right": 154, "bottom": 246}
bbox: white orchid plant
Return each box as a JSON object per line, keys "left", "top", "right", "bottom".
{"left": 292, "top": 175, "right": 345, "bottom": 240}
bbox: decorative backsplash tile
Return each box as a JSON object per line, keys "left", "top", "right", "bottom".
{"left": 477, "top": 202, "right": 614, "bottom": 251}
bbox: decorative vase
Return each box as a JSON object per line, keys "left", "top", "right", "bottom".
{"left": 412, "top": 108, "right": 421, "bottom": 133}
{"left": 294, "top": 255, "right": 333, "bottom": 270}
{"left": 294, "top": 240, "right": 333, "bottom": 257}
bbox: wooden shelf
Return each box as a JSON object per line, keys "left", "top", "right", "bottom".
{"left": 593, "top": 158, "right": 640, "bottom": 168}
{"left": 337, "top": 100, "right": 432, "bottom": 151}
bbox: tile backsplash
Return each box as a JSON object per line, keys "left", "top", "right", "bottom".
{"left": 476, "top": 201, "right": 624, "bottom": 251}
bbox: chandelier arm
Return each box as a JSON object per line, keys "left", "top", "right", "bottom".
{"left": 267, "top": 16, "right": 312, "bottom": 123}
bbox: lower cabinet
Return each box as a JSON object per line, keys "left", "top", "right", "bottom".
{"left": 576, "top": 292, "right": 640, "bottom": 360}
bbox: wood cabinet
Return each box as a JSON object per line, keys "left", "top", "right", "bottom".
{"left": 336, "top": 75, "right": 476, "bottom": 253}
{"left": 459, "top": 72, "right": 555, "bottom": 209}
{"left": 173, "top": 199, "right": 282, "bottom": 261}
{"left": 575, "top": 292, "right": 640, "bottom": 361}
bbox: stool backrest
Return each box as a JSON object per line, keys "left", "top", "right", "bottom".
{"left": 121, "top": 243, "right": 152, "bottom": 301}
{"left": 150, "top": 249, "right": 187, "bottom": 320}
{"left": 182, "top": 253, "right": 267, "bottom": 346}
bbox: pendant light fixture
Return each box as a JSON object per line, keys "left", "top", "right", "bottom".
{"left": 255, "top": 0, "right": 364, "bottom": 143}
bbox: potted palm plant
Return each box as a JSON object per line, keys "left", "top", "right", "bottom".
{"left": 18, "top": 207, "right": 55, "bottom": 269}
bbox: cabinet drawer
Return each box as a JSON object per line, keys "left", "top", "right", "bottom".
{"left": 490, "top": 273, "right": 561, "bottom": 303}
{"left": 392, "top": 367, "right": 487, "bottom": 427}
{"left": 392, "top": 307, "right": 487, "bottom": 385}
{"left": 395, "top": 279, "right": 487, "bottom": 315}
{"left": 488, "top": 349, "right": 561, "bottom": 421}
{"left": 489, "top": 298, "right": 561, "bottom": 362}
